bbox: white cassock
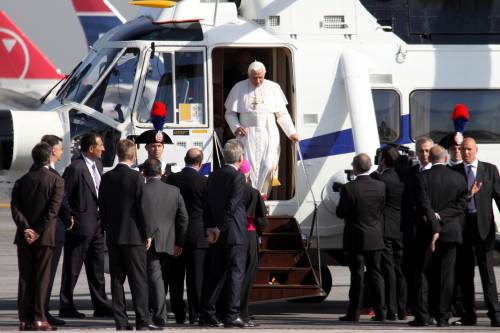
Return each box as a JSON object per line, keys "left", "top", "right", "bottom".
{"left": 225, "top": 79, "right": 297, "bottom": 194}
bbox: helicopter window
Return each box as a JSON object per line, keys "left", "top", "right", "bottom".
{"left": 136, "top": 50, "right": 206, "bottom": 127}
{"left": 372, "top": 89, "right": 400, "bottom": 143}
{"left": 85, "top": 48, "right": 139, "bottom": 123}
{"left": 175, "top": 52, "right": 205, "bottom": 125}
{"left": 410, "top": 90, "right": 500, "bottom": 143}
{"left": 61, "top": 48, "right": 122, "bottom": 104}
{"left": 137, "top": 52, "right": 174, "bottom": 124}
{"left": 68, "top": 109, "right": 121, "bottom": 167}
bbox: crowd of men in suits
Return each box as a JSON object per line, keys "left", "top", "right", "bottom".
{"left": 11, "top": 132, "right": 267, "bottom": 331}
{"left": 336, "top": 136, "right": 500, "bottom": 327}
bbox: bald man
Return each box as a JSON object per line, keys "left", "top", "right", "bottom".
{"left": 411, "top": 145, "right": 467, "bottom": 327}
{"left": 336, "top": 153, "right": 386, "bottom": 322}
{"left": 452, "top": 138, "right": 500, "bottom": 327}
{"left": 165, "top": 148, "right": 208, "bottom": 324}
{"left": 224, "top": 61, "right": 299, "bottom": 195}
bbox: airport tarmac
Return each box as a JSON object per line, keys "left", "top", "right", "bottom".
{"left": 1, "top": 208, "right": 499, "bottom": 332}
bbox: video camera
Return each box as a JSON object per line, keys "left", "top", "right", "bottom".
{"left": 374, "top": 144, "right": 416, "bottom": 169}
{"left": 332, "top": 169, "right": 354, "bottom": 192}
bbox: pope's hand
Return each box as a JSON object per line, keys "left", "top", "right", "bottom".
{"left": 235, "top": 127, "right": 247, "bottom": 137}
{"left": 290, "top": 133, "right": 299, "bottom": 142}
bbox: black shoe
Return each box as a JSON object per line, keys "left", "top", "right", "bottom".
{"left": 408, "top": 319, "right": 429, "bottom": 327}
{"left": 243, "top": 319, "right": 258, "bottom": 327}
{"left": 338, "top": 315, "right": 358, "bottom": 322}
{"left": 199, "top": 318, "right": 224, "bottom": 327}
{"left": 224, "top": 317, "right": 245, "bottom": 328}
{"left": 386, "top": 313, "right": 397, "bottom": 321}
{"left": 116, "top": 324, "right": 133, "bottom": 331}
{"left": 175, "top": 318, "right": 188, "bottom": 324}
{"left": 136, "top": 324, "right": 163, "bottom": 331}
{"left": 46, "top": 312, "right": 65, "bottom": 326}
{"left": 59, "top": 308, "right": 86, "bottom": 318}
{"left": 398, "top": 313, "right": 408, "bottom": 321}
{"left": 189, "top": 316, "right": 199, "bottom": 325}
{"left": 491, "top": 319, "right": 500, "bottom": 327}
{"left": 452, "top": 316, "right": 477, "bottom": 326}
{"left": 437, "top": 319, "right": 449, "bottom": 327}
{"left": 152, "top": 319, "right": 168, "bottom": 328}
{"left": 371, "top": 315, "right": 385, "bottom": 322}
{"left": 93, "top": 307, "right": 113, "bottom": 317}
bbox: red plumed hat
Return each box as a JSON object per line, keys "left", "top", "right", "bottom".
{"left": 452, "top": 103, "right": 470, "bottom": 122}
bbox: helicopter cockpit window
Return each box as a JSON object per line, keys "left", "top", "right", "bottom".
{"left": 85, "top": 48, "right": 139, "bottom": 123}
{"left": 137, "top": 50, "right": 206, "bottom": 127}
{"left": 372, "top": 89, "right": 400, "bottom": 143}
{"left": 68, "top": 109, "right": 121, "bottom": 167}
{"left": 60, "top": 48, "right": 122, "bottom": 104}
{"left": 137, "top": 52, "right": 174, "bottom": 123}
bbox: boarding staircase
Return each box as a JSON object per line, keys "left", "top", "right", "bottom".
{"left": 250, "top": 215, "right": 324, "bottom": 302}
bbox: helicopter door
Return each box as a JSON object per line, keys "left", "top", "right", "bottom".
{"left": 211, "top": 47, "right": 296, "bottom": 200}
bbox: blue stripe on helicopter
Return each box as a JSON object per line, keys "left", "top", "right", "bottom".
{"left": 298, "top": 114, "right": 412, "bottom": 160}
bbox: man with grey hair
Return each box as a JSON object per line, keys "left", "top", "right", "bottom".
{"left": 224, "top": 60, "right": 299, "bottom": 195}
{"left": 200, "top": 139, "right": 247, "bottom": 328}
{"left": 402, "top": 136, "right": 434, "bottom": 311}
{"left": 410, "top": 145, "right": 467, "bottom": 327}
{"left": 337, "top": 153, "right": 386, "bottom": 322}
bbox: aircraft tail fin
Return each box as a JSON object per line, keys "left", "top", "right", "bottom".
{"left": 0, "top": 11, "right": 64, "bottom": 80}
{"left": 71, "top": 0, "right": 125, "bottom": 47}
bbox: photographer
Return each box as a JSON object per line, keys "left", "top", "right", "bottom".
{"left": 371, "top": 145, "right": 408, "bottom": 321}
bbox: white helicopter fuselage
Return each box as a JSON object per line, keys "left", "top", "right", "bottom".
{"left": 1, "top": 0, "right": 500, "bottom": 261}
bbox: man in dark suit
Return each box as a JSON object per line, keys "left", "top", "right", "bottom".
{"left": 452, "top": 137, "right": 500, "bottom": 327}
{"left": 165, "top": 148, "right": 208, "bottom": 324}
{"left": 336, "top": 153, "right": 386, "bottom": 322}
{"left": 142, "top": 158, "right": 188, "bottom": 327}
{"left": 12, "top": 142, "right": 64, "bottom": 331}
{"left": 371, "top": 146, "right": 407, "bottom": 321}
{"left": 410, "top": 145, "right": 467, "bottom": 327}
{"left": 200, "top": 139, "right": 247, "bottom": 328}
{"left": 40, "top": 135, "right": 73, "bottom": 327}
{"left": 59, "top": 132, "right": 112, "bottom": 318}
{"left": 239, "top": 161, "right": 268, "bottom": 327}
{"left": 401, "top": 136, "right": 433, "bottom": 311}
{"left": 98, "top": 139, "right": 161, "bottom": 331}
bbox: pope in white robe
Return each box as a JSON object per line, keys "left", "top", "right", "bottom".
{"left": 224, "top": 61, "right": 299, "bottom": 194}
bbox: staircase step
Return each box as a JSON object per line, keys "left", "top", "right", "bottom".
{"left": 258, "top": 250, "right": 306, "bottom": 267}
{"left": 255, "top": 267, "right": 312, "bottom": 284}
{"left": 250, "top": 284, "right": 323, "bottom": 302}
{"left": 264, "top": 216, "right": 300, "bottom": 233}
{"left": 260, "top": 233, "right": 303, "bottom": 250}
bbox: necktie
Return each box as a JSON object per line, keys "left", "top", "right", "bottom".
{"left": 92, "top": 163, "right": 101, "bottom": 193}
{"left": 466, "top": 165, "right": 476, "bottom": 212}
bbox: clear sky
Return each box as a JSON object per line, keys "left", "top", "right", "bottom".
{"left": 0, "top": 0, "right": 140, "bottom": 73}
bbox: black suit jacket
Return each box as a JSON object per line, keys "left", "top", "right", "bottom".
{"left": 243, "top": 184, "right": 268, "bottom": 236}
{"left": 142, "top": 178, "right": 189, "bottom": 255}
{"left": 63, "top": 155, "right": 103, "bottom": 236}
{"left": 11, "top": 166, "right": 64, "bottom": 246}
{"left": 416, "top": 164, "right": 467, "bottom": 243}
{"left": 336, "top": 175, "right": 385, "bottom": 252}
{"left": 401, "top": 164, "right": 420, "bottom": 234}
{"left": 166, "top": 167, "right": 209, "bottom": 248}
{"left": 99, "top": 163, "right": 149, "bottom": 245}
{"left": 204, "top": 165, "right": 247, "bottom": 245}
{"left": 48, "top": 167, "right": 72, "bottom": 242}
{"left": 452, "top": 161, "right": 500, "bottom": 240}
{"left": 372, "top": 168, "right": 405, "bottom": 240}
